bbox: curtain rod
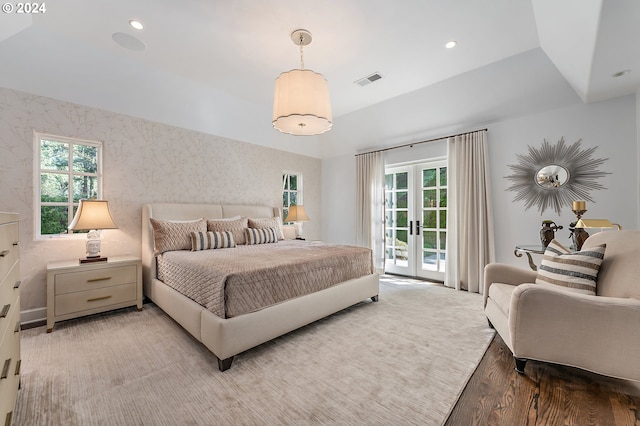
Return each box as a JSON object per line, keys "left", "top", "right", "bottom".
{"left": 354, "top": 128, "right": 488, "bottom": 157}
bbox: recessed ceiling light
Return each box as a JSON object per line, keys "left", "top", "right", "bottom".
{"left": 445, "top": 40, "right": 457, "bottom": 49}
{"left": 129, "top": 20, "right": 144, "bottom": 30}
{"left": 611, "top": 69, "right": 631, "bottom": 78}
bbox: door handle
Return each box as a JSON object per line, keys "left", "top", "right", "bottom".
{"left": 409, "top": 220, "right": 413, "bottom": 235}
{"left": 416, "top": 220, "right": 421, "bottom": 234}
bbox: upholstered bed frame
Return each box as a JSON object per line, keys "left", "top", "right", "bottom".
{"left": 142, "top": 203, "right": 380, "bottom": 371}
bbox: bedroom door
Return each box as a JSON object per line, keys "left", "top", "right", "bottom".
{"left": 385, "top": 161, "right": 447, "bottom": 281}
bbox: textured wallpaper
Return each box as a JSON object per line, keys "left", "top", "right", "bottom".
{"left": 0, "top": 87, "right": 321, "bottom": 312}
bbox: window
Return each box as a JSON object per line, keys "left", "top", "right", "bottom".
{"left": 35, "top": 132, "right": 103, "bottom": 237}
{"left": 282, "top": 172, "right": 302, "bottom": 222}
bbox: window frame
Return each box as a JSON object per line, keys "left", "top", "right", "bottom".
{"left": 282, "top": 171, "right": 303, "bottom": 223}
{"left": 34, "top": 131, "right": 104, "bottom": 240}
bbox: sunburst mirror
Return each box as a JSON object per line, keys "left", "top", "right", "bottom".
{"left": 505, "top": 138, "right": 609, "bottom": 215}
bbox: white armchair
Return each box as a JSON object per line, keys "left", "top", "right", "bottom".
{"left": 483, "top": 230, "right": 640, "bottom": 381}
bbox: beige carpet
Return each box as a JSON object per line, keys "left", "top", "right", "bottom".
{"left": 14, "top": 277, "right": 494, "bottom": 425}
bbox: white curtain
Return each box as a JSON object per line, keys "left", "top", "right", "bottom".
{"left": 356, "top": 152, "right": 385, "bottom": 272}
{"left": 445, "top": 130, "right": 495, "bottom": 293}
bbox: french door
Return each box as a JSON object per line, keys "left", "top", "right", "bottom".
{"left": 384, "top": 161, "right": 447, "bottom": 280}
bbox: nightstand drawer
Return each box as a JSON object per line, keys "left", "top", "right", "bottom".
{"left": 55, "top": 282, "right": 137, "bottom": 316}
{"left": 55, "top": 265, "right": 137, "bottom": 295}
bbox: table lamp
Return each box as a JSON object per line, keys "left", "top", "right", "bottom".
{"left": 68, "top": 199, "right": 118, "bottom": 263}
{"left": 284, "top": 205, "right": 310, "bottom": 239}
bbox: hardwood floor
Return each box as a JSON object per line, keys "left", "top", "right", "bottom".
{"left": 446, "top": 334, "right": 640, "bottom": 426}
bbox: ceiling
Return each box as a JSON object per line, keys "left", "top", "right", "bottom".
{"left": 0, "top": 0, "right": 638, "bottom": 158}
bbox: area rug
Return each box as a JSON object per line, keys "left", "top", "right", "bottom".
{"left": 14, "top": 277, "right": 494, "bottom": 425}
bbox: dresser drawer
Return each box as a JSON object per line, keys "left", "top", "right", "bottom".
{"left": 0, "top": 299, "right": 20, "bottom": 407}
{"left": 0, "top": 222, "right": 18, "bottom": 284}
{"left": 55, "top": 265, "right": 137, "bottom": 295}
{"left": 55, "top": 282, "right": 137, "bottom": 316}
{"left": 0, "top": 263, "right": 19, "bottom": 310}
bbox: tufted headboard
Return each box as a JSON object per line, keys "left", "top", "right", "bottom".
{"left": 141, "top": 203, "right": 280, "bottom": 295}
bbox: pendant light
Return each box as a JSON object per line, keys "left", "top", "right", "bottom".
{"left": 272, "top": 29, "right": 333, "bottom": 136}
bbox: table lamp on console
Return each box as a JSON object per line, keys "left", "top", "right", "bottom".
{"left": 68, "top": 199, "right": 118, "bottom": 263}
{"left": 569, "top": 200, "right": 621, "bottom": 251}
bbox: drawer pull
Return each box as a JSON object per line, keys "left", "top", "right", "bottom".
{"left": 1, "top": 358, "right": 9, "bottom": 379}
{"left": 87, "top": 276, "right": 112, "bottom": 283}
{"left": 14, "top": 280, "right": 21, "bottom": 289}
{"left": 0, "top": 304, "right": 9, "bottom": 318}
{"left": 13, "top": 240, "right": 19, "bottom": 246}
{"left": 15, "top": 359, "right": 21, "bottom": 376}
{"left": 87, "top": 295, "right": 112, "bottom": 302}
{"left": 0, "top": 249, "right": 9, "bottom": 257}
{"left": 14, "top": 321, "right": 20, "bottom": 333}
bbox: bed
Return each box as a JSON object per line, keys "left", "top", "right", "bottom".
{"left": 141, "top": 203, "right": 379, "bottom": 371}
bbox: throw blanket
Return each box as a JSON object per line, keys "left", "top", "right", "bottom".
{"left": 157, "top": 240, "right": 374, "bottom": 318}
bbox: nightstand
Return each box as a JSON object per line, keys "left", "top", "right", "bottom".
{"left": 46, "top": 256, "right": 142, "bottom": 332}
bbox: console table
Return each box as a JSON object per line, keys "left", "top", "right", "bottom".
{"left": 514, "top": 245, "right": 545, "bottom": 271}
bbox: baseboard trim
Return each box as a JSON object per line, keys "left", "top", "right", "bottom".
{"left": 21, "top": 307, "right": 47, "bottom": 328}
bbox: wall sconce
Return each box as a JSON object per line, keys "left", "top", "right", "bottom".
{"left": 68, "top": 199, "right": 118, "bottom": 263}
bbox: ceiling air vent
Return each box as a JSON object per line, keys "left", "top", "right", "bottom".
{"left": 355, "top": 72, "right": 383, "bottom": 87}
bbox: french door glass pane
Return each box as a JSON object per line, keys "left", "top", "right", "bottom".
{"left": 396, "top": 172, "right": 408, "bottom": 189}
{"left": 423, "top": 189, "right": 437, "bottom": 208}
{"left": 439, "top": 210, "right": 447, "bottom": 228}
{"left": 397, "top": 191, "right": 408, "bottom": 208}
{"left": 440, "top": 188, "right": 447, "bottom": 207}
{"left": 423, "top": 210, "right": 436, "bottom": 228}
{"left": 440, "top": 167, "right": 447, "bottom": 185}
{"left": 397, "top": 211, "right": 408, "bottom": 227}
{"left": 423, "top": 168, "right": 436, "bottom": 187}
{"left": 423, "top": 231, "right": 437, "bottom": 249}
{"left": 395, "top": 230, "right": 408, "bottom": 266}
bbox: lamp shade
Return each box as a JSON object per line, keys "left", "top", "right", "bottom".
{"left": 68, "top": 199, "right": 118, "bottom": 230}
{"left": 272, "top": 69, "right": 332, "bottom": 136}
{"left": 575, "top": 219, "right": 621, "bottom": 229}
{"left": 284, "top": 205, "right": 310, "bottom": 222}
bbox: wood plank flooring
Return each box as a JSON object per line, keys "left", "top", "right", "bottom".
{"left": 445, "top": 334, "right": 640, "bottom": 425}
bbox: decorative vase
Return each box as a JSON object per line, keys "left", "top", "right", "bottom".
{"left": 540, "top": 220, "right": 562, "bottom": 247}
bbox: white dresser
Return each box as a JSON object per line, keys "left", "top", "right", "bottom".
{"left": 0, "top": 213, "right": 20, "bottom": 426}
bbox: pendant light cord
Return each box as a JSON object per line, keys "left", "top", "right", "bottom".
{"left": 299, "top": 33, "right": 305, "bottom": 70}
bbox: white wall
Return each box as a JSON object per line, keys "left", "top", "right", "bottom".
{"left": 0, "top": 87, "right": 321, "bottom": 313}
{"left": 322, "top": 94, "right": 638, "bottom": 272}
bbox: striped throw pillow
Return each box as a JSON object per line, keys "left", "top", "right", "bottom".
{"left": 245, "top": 227, "right": 278, "bottom": 245}
{"left": 190, "top": 231, "right": 235, "bottom": 251}
{"left": 535, "top": 239, "right": 606, "bottom": 295}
